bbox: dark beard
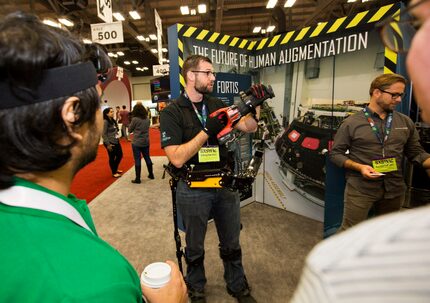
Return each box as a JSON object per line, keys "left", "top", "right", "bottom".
{"left": 75, "top": 143, "right": 98, "bottom": 173}
{"left": 195, "top": 83, "right": 213, "bottom": 94}
{"left": 72, "top": 128, "right": 100, "bottom": 176}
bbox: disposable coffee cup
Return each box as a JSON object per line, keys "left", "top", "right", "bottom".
{"left": 140, "top": 262, "right": 171, "bottom": 288}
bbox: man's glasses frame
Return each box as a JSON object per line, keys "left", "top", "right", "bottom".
{"left": 191, "top": 70, "right": 217, "bottom": 77}
{"left": 379, "top": 88, "right": 405, "bottom": 99}
{"left": 377, "top": 0, "right": 427, "bottom": 53}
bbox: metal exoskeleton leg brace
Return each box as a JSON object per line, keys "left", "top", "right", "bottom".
{"left": 163, "top": 165, "right": 185, "bottom": 274}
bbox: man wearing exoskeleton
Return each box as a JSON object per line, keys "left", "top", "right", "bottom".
{"left": 160, "top": 55, "right": 272, "bottom": 303}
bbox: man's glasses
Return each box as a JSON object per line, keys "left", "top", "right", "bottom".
{"left": 376, "top": 0, "right": 427, "bottom": 53}
{"left": 379, "top": 88, "right": 405, "bottom": 99}
{"left": 191, "top": 70, "right": 217, "bottom": 77}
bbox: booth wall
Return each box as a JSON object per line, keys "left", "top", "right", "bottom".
{"left": 130, "top": 75, "right": 157, "bottom": 101}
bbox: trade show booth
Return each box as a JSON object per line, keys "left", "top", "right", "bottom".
{"left": 167, "top": 2, "right": 425, "bottom": 236}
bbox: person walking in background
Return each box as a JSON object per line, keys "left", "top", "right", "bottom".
{"left": 115, "top": 105, "right": 121, "bottom": 122}
{"left": 102, "top": 107, "right": 123, "bottom": 178}
{"left": 119, "top": 104, "right": 131, "bottom": 140}
{"left": 129, "top": 103, "right": 154, "bottom": 183}
{"left": 330, "top": 73, "right": 430, "bottom": 232}
{"left": 0, "top": 11, "right": 187, "bottom": 303}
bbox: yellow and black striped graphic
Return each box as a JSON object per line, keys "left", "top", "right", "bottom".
{"left": 383, "top": 7, "right": 400, "bottom": 75}
{"left": 175, "top": 3, "right": 400, "bottom": 88}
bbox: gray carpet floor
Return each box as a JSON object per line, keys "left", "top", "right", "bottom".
{"left": 89, "top": 156, "right": 323, "bottom": 303}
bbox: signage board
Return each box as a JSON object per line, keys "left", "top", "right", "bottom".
{"left": 212, "top": 72, "right": 251, "bottom": 106}
{"left": 155, "top": 9, "right": 163, "bottom": 65}
{"left": 96, "top": 0, "right": 113, "bottom": 23}
{"left": 91, "top": 21, "right": 124, "bottom": 45}
{"left": 153, "top": 64, "right": 170, "bottom": 76}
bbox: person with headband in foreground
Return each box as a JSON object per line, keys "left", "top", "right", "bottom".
{"left": 0, "top": 12, "right": 187, "bottom": 303}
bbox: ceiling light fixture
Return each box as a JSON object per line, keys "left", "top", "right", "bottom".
{"left": 266, "top": 0, "right": 278, "bottom": 9}
{"left": 267, "top": 25, "right": 276, "bottom": 32}
{"left": 149, "top": 34, "right": 157, "bottom": 40}
{"left": 58, "top": 18, "right": 74, "bottom": 27}
{"left": 284, "top": 0, "right": 296, "bottom": 7}
{"left": 108, "top": 52, "right": 115, "bottom": 57}
{"left": 113, "top": 12, "right": 125, "bottom": 21}
{"left": 132, "top": 60, "right": 139, "bottom": 64}
{"left": 162, "top": 48, "right": 168, "bottom": 52}
{"left": 136, "top": 35, "right": 145, "bottom": 41}
{"left": 190, "top": 9, "right": 197, "bottom": 15}
{"left": 180, "top": 6, "right": 190, "bottom": 15}
{"left": 198, "top": 4, "right": 207, "bottom": 14}
{"left": 82, "top": 38, "right": 92, "bottom": 44}
{"left": 253, "top": 26, "right": 262, "bottom": 33}
{"left": 124, "top": 61, "right": 131, "bottom": 65}
{"left": 151, "top": 49, "right": 158, "bottom": 53}
{"left": 43, "top": 19, "right": 61, "bottom": 28}
{"left": 129, "top": 10, "right": 141, "bottom": 20}
{"left": 117, "top": 51, "right": 124, "bottom": 56}
{"left": 261, "top": 29, "right": 267, "bottom": 34}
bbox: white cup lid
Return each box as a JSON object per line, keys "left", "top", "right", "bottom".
{"left": 141, "top": 262, "right": 171, "bottom": 288}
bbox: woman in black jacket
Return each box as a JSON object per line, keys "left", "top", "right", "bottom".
{"left": 102, "top": 107, "right": 123, "bottom": 178}
{"left": 128, "top": 104, "right": 154, "bottom": 183}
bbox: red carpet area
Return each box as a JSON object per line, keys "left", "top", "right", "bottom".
{"left": 71, "top": 128, "right": 165, "bottom": 203}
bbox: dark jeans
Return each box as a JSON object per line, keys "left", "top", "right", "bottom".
{"left": 121, "top": 124, "right": 129, "bottom": 139}
{"left": 132, "top": 144, "right": 152, "bottom": 172}
{"left": 105, "top": 142, "right": 123, "bottom": 174}
{"left": 176, "top": 180, "right": 246, "bottom": 293}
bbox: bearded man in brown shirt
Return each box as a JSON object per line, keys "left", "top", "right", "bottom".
{"left": 330, "top": 73, "right": 430, "bottom": 231}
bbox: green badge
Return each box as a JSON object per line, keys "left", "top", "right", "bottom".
{"left": 198, "top": 146, "right": 220, "bottom": 163}
{"left": 372, "top": 157, "right": 397, "bottom": 173}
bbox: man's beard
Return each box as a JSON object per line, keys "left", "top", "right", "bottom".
{"left": 195, "top": 82, "right": 213, "bottom": 94}
{"left": 73, "top": 126, "right": 100, "bottom": 175}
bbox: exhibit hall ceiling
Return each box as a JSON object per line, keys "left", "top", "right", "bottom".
{"left": 0, "top": 0, "right": 398, "bottom": 76}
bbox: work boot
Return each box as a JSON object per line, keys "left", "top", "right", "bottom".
{"left": 147, "top": 164, "right": 154, "bottom": 179}
{"left": 227, "top": 287, "right": 257, "bottom": 303}
{"left": 188, "top": 288, "right": 206, "bottom": 303}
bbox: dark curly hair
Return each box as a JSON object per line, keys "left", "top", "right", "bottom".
{"left": 0, "top": 12, "right": 111, "bottom": 189}
{"left": 132, "top": 103, "right": 148, "bottom": 120}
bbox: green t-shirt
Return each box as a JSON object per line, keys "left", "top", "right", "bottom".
{"left": 0, "top": 178, "right": 142, "bottom": 302}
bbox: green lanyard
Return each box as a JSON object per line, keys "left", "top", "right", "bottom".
{"left": 363, "top": 107, "right": 393, "bottom": 158}
{"left": 184, "top": 92, "right": 207, "bottom": 127}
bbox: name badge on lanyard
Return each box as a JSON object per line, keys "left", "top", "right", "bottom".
{"left": 372, "top": 157, "right": 397, "bottom": 173}
{"left": 363, "top": 107, "right": 397, "bottom": 173}
{"left": 198, "top": 146, "right": 220, "bottom": 163}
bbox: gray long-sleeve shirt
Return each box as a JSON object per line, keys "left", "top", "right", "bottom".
{"left": 102, "top": 120, "right": 119, "bottom": 145}
{"left": 129, "top": 117, "right": 150, "bottom": 147}
{"left": 330, "top": 109, "right": 430, "bottom": 198}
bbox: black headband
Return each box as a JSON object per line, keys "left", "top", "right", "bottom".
{"left": 0, "top": 62, "right": 98, "bottom": 109}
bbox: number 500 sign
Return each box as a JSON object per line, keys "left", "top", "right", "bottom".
{"left": 91, "top": 22, "right": 124, "bottom": 45}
